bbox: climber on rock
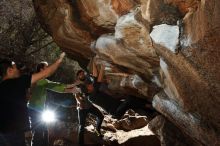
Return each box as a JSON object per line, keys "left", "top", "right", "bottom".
{"left": 73, "top": 63, "right": 105, "bottom": 146}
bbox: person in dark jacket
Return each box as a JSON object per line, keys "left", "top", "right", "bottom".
{"left": 0, "top": 52, "right": 65, "bottom": 146}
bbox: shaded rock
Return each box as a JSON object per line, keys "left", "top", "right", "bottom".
{"left": 140, "top": 0, "right": 181, "bottom": 25}
{"left": 33, "top": 0, "right": 94, "bottom": 65}
{"left": 48, "top": 121, "right": 78, "bottom": 145}
{"left": 121, "top": 135, "right": 160, "bottom": 146}
{"left": 148, "top": 115, "right": 202, "bottom": 146}
{"left": 158, "top": 58, "right": 181, "bottom": 104}
{"left": 113, "top": 115, "right": 148, "bottom": 131}
{"left": 53, "top": 139, "right": 73, "bottom": 146}
{"left": 105, "top": 73, "right": 159, "bottom": 98}
{"left": 123, "top": 109, "right": 136, "bottom": 117}
{"left": 112, "top": 109, "right": 149, "bottom": 131}
{"left": 103, "top": 123, "right": 117, "bottom": 133}
{"left": 152, "top": 91, "right": 220, "bottom": 146}
{"left": 83, "top": 113, "right": 159, "bottom": 146}
{"left": 84, "top": 125, "right": 105, "bottom": 145}
{"left": 149, "top": 2, "right": 220, "bottom": 144}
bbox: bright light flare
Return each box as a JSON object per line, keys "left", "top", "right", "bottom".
{"left": 42, "top": 110, "right": 56, "bottom": 123}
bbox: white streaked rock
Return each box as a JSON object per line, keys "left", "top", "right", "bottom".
{"left": 150, "top": 24, "right": 179, "bottom": 53}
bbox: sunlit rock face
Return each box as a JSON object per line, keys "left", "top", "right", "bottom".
{"left": 150, "top": 24, "right": 179, "bottom": 53}
{"left": 111, "top": 0, "right": 138, "bottom": 16}
{"left": 77, "top": 0, "right": 118, "bottom": 34}
{"left": 33, "top": 0, "right": 220, "bottom": 145}
{"left": 93, "top": 10, "right": 160, "bottom": 98}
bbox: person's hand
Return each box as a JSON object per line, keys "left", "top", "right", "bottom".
{"left": 58, "top": 52, "right": 65, "bottom": 63}
{"left": 75, "top": 87, "right": 82, "bottom": 94}
{"left": 60, "top": 52, "right": 66, "bottom": 60}
{"left": 71, "top": 86, "right": 82, "bottom": 95}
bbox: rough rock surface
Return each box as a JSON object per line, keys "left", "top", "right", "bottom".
{"left": 99, "top": 110, "right": 160, "bottom": 146}
{"left": 113, "top": 110, "right": 149, "bottom": 131}
{"left": 33, "top": 0, "right": 220, "bottom": 145}
{"left": 148, "top": 115, "right": 202, "bottom": 146}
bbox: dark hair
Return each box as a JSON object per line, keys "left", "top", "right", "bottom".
{"left": 36, "top": 61, "right": 48, "bottom": 73}
{"left": 76, "top": 70, "right": 84, "bottom": 77}
{"left": 0, "top": 59, "right": 13, "bottom": 77}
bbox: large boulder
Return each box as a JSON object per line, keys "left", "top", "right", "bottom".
{"left": 148, "top": 115, "right": 202, "bottom": 146}
{"left": 32, "top": 0, "right": 220, "bottom": 145}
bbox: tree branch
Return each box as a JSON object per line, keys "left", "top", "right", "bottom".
{"left": 26, "top": 41, "right": 54, "bottom": 56}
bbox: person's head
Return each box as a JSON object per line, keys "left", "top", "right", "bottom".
{"left": 76, "top": 70, "right": 86, "bottom": 81}
{"left": 0, "top": 59, "right": 20, "bottom": 80}
{"left": 36, "top": 61, "right": 48, "bottom": 73}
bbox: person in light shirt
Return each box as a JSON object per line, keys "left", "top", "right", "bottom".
{"left": 28, "top": 60, "right": 66, "bottom": 146}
